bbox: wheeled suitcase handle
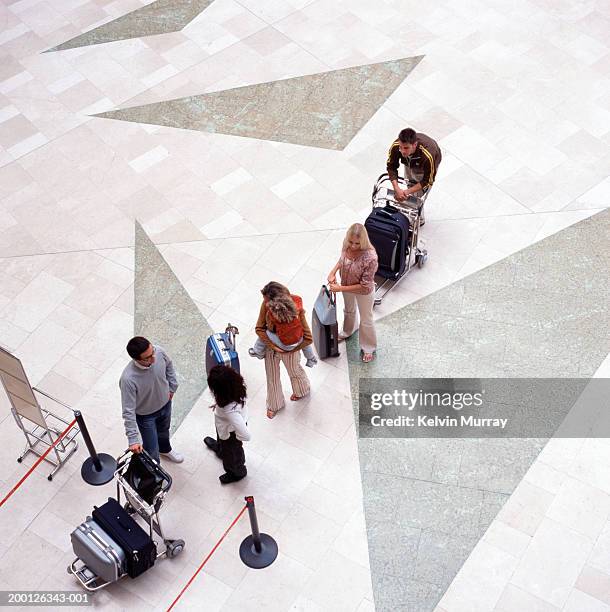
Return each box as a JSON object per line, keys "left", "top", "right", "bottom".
{"left": 225, "top": 323, "right": 239, "bottom": 350}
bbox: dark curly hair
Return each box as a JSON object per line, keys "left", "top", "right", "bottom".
{"left": 207, "top": 365, "right": 247, "bottom": 407}
{"left": 261, "top": 281, "right": 290, "bottom": 300}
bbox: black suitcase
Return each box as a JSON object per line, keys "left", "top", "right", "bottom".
{"left": 365, "top": 205, "right": 410, "bottom": 280}
{"left": 312, "top": 286, "right": 339, "bottom": 359}
{"left": 92, "top": 498, "right": 157, "bottom": 578}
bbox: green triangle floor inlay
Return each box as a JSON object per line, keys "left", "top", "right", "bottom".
{"left": 134, "top": 221, "right": 212, "bottom": 433}
{"left": 347, "top": 209, "right": 610, "bottom": 611}
{"left": 93, "top": 56, "right": 424, "bottom": 150}
{"left": 46, "top": 0, "right": 214, "bottom": 52}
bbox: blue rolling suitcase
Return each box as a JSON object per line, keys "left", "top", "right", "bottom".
{"left": 205, "top": 324, "right": 240, "bottom": 374}
{"left": 365, "top": 204, "right": 410, "bottom": 280}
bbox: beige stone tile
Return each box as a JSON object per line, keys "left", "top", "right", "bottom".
{"left": 568, "top": 439, "right": 610, "bottom": 495}
{"left": 0, "top": 318, "right": 29, "bottom": 351}
{"left": 94, "top": 247, "right": 135, "bottom": 271}
{"left": 1, "top": 271, "right": 74, "bottom": 332}
{"left": 482, "top": 519, "right": 532, "bottom": 560}
{"left": 575, "top": 565, "right": 610, "bottom": 607}
{"left": 0, "top": 114, "right": 39, "bottom": 149}
{"left": 46, "top": 303, "right": 95, "bottom": 338}
{"left": 440, "top": 541, "right": 520, "bottom": 612}
{"left": 28, "top": 508, "right": 75, "bottom": 553}
{"left": 495, "top": 584, "right": 560, "bottom": 612}
{"left": 332, "top": 508, "right": 370, "bottom": 569}
{"left": 301, "top": 550, "right": 373, "bottom": 611}
{"left": 510, "top": 518, "right": 594, "bottom": 608}
{"left": 67, "top": 307, "right": 131, "bottom": 375}
{"left": 289, "top": 595, "right": 326, "bottom": 611}
{"left": 0, "top": 530, "right": 65, "bottom": 590}
{"left": 356, "top": 598, "right": 376, "bottom": 612}
{"left": 62, "top": 273, "right": 125, "bottom": 320}
{"left": 14, "top": 320, "right": 80, "bottom": 385}
{"left": 157, "top": 566, "right": 233, "bottom": 611}
{"left": 36, "top": 369, "right": 86, "bottom": 406}
{"left": 545, "top": 476, "right": 610, "bottom": 540}
{"left": 222, "top": 553, "right": 313, "bottom": 611}
{"left": 277, "top": 503, "right": 342, "bottom": 570}
{"left": 496, "top": 481, "right": 555, "bottom": 536}
{"left": 42, "top": 250, "right": 104, "bottom": 285}
{"left": 52, "top": 352, "right": 103, "bottom": 389}
{"left": 565, "top": 588, "right": 610, "bottom": 611}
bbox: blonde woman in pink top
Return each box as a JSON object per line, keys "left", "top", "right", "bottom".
{"left": 328, "top": 223, "right": 378, "bottom": 363}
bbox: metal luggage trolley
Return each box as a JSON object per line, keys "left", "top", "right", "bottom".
{"left": 371, "top": 173, "right": 429, "bottom": 306}
{"left": 68, "top": 450, "right": 185, "bottom": 591}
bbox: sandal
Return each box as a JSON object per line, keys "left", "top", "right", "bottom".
{"left": 290, "top": 394, "right": 302, "bottom": 401}
{"left": 267, "top": 409, "right": 277, "bottom": 419}
{"left": 362, "top": 352, "right": 374, "bottom": 363}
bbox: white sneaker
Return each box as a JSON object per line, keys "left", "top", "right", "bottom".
{"left": 161, "top": 449, "right": 184, "bottom": 463}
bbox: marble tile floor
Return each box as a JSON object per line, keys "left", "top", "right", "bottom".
{"left": 0, "top": 0, "right": 609, "bottom": 610}
{"left": 46, "top": 0, "right": 216, "bottom": 53}
{"left": 348, "top": 209, "right": 610, "bottom": 611}
{"left": 94, "top": 56, "right": 424, "bottom": 150}
{"left": 437, "top": 354, "right": 610, "bottom": 612}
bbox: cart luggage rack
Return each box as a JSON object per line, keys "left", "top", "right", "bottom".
{"left": 68, "top": 450, "right": 185, "bottom": 592}
{"left": 370, "top": 173, "right": 429, "bottom": 306}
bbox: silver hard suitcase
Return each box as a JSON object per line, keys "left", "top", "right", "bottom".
{"left": 70, "top": 518, "right": 125, "bottom": 583}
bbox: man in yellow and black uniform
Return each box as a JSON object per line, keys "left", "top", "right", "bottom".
{"left": 386, "top": 127, "right": 442, "bottom": 225}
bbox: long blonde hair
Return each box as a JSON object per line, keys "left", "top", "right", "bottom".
{"left": 342, "top": 223, "right": 373, "bottom": 251}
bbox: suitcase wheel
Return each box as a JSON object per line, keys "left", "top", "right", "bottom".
{"left": 166, "top": 539, "right": 185, "bottom": 558}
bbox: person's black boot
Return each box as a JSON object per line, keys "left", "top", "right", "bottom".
{"left": 204, "top": 436, "right": 219, "bottom": 455}
{"left": 219, "top": 471, "right": 246, "bottom": 485}
{"left": 203, "top": 436, "right": 217, "bottom": 450}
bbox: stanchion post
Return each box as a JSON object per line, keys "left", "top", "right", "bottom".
{"left": 74, "top": 411, "right": 117, "bottom": 486}
{"left": 239, "top": 496, "right": 278, "bottom": 569}
{"left": 246, "top": 496, "right": 262, "bottom": 553}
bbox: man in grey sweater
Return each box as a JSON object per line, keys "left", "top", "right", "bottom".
{"left": 119, "top": 336, "right": 184, "bottom": 463}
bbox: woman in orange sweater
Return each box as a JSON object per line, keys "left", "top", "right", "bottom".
{"left": 254, "top": 282, "right": 313, "bottom": 419}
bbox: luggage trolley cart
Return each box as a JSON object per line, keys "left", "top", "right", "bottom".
{"left": 68, "top": 450, "right": 185, "bottom": 592}
{"left": 370, "top": 173, "right": 429, "bottom": 306}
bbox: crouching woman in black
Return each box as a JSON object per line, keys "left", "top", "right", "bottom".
{"left": 203, "top": 365, "right": 250, "bottom": 484}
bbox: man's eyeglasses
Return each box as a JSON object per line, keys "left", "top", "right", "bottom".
{"left": 138, "top": 346, "right": 156, "bottom": 363}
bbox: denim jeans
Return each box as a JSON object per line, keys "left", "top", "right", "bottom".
{"left": 136, "top": 400, "right": 172, "bottom": 462}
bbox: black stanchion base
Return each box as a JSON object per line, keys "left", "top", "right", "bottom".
{"left": 81, "top": 453, "right": 117, "bottom": 486}
{"left": 239, "top": 534, "right": 278, "bottom": 569}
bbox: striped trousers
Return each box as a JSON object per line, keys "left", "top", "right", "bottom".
{"left": 264, "top": 349, "right": 310, "bottom": 415}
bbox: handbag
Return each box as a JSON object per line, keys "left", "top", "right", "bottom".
{"left": 313, "top": 285, "right": 337, "bottom": 326}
